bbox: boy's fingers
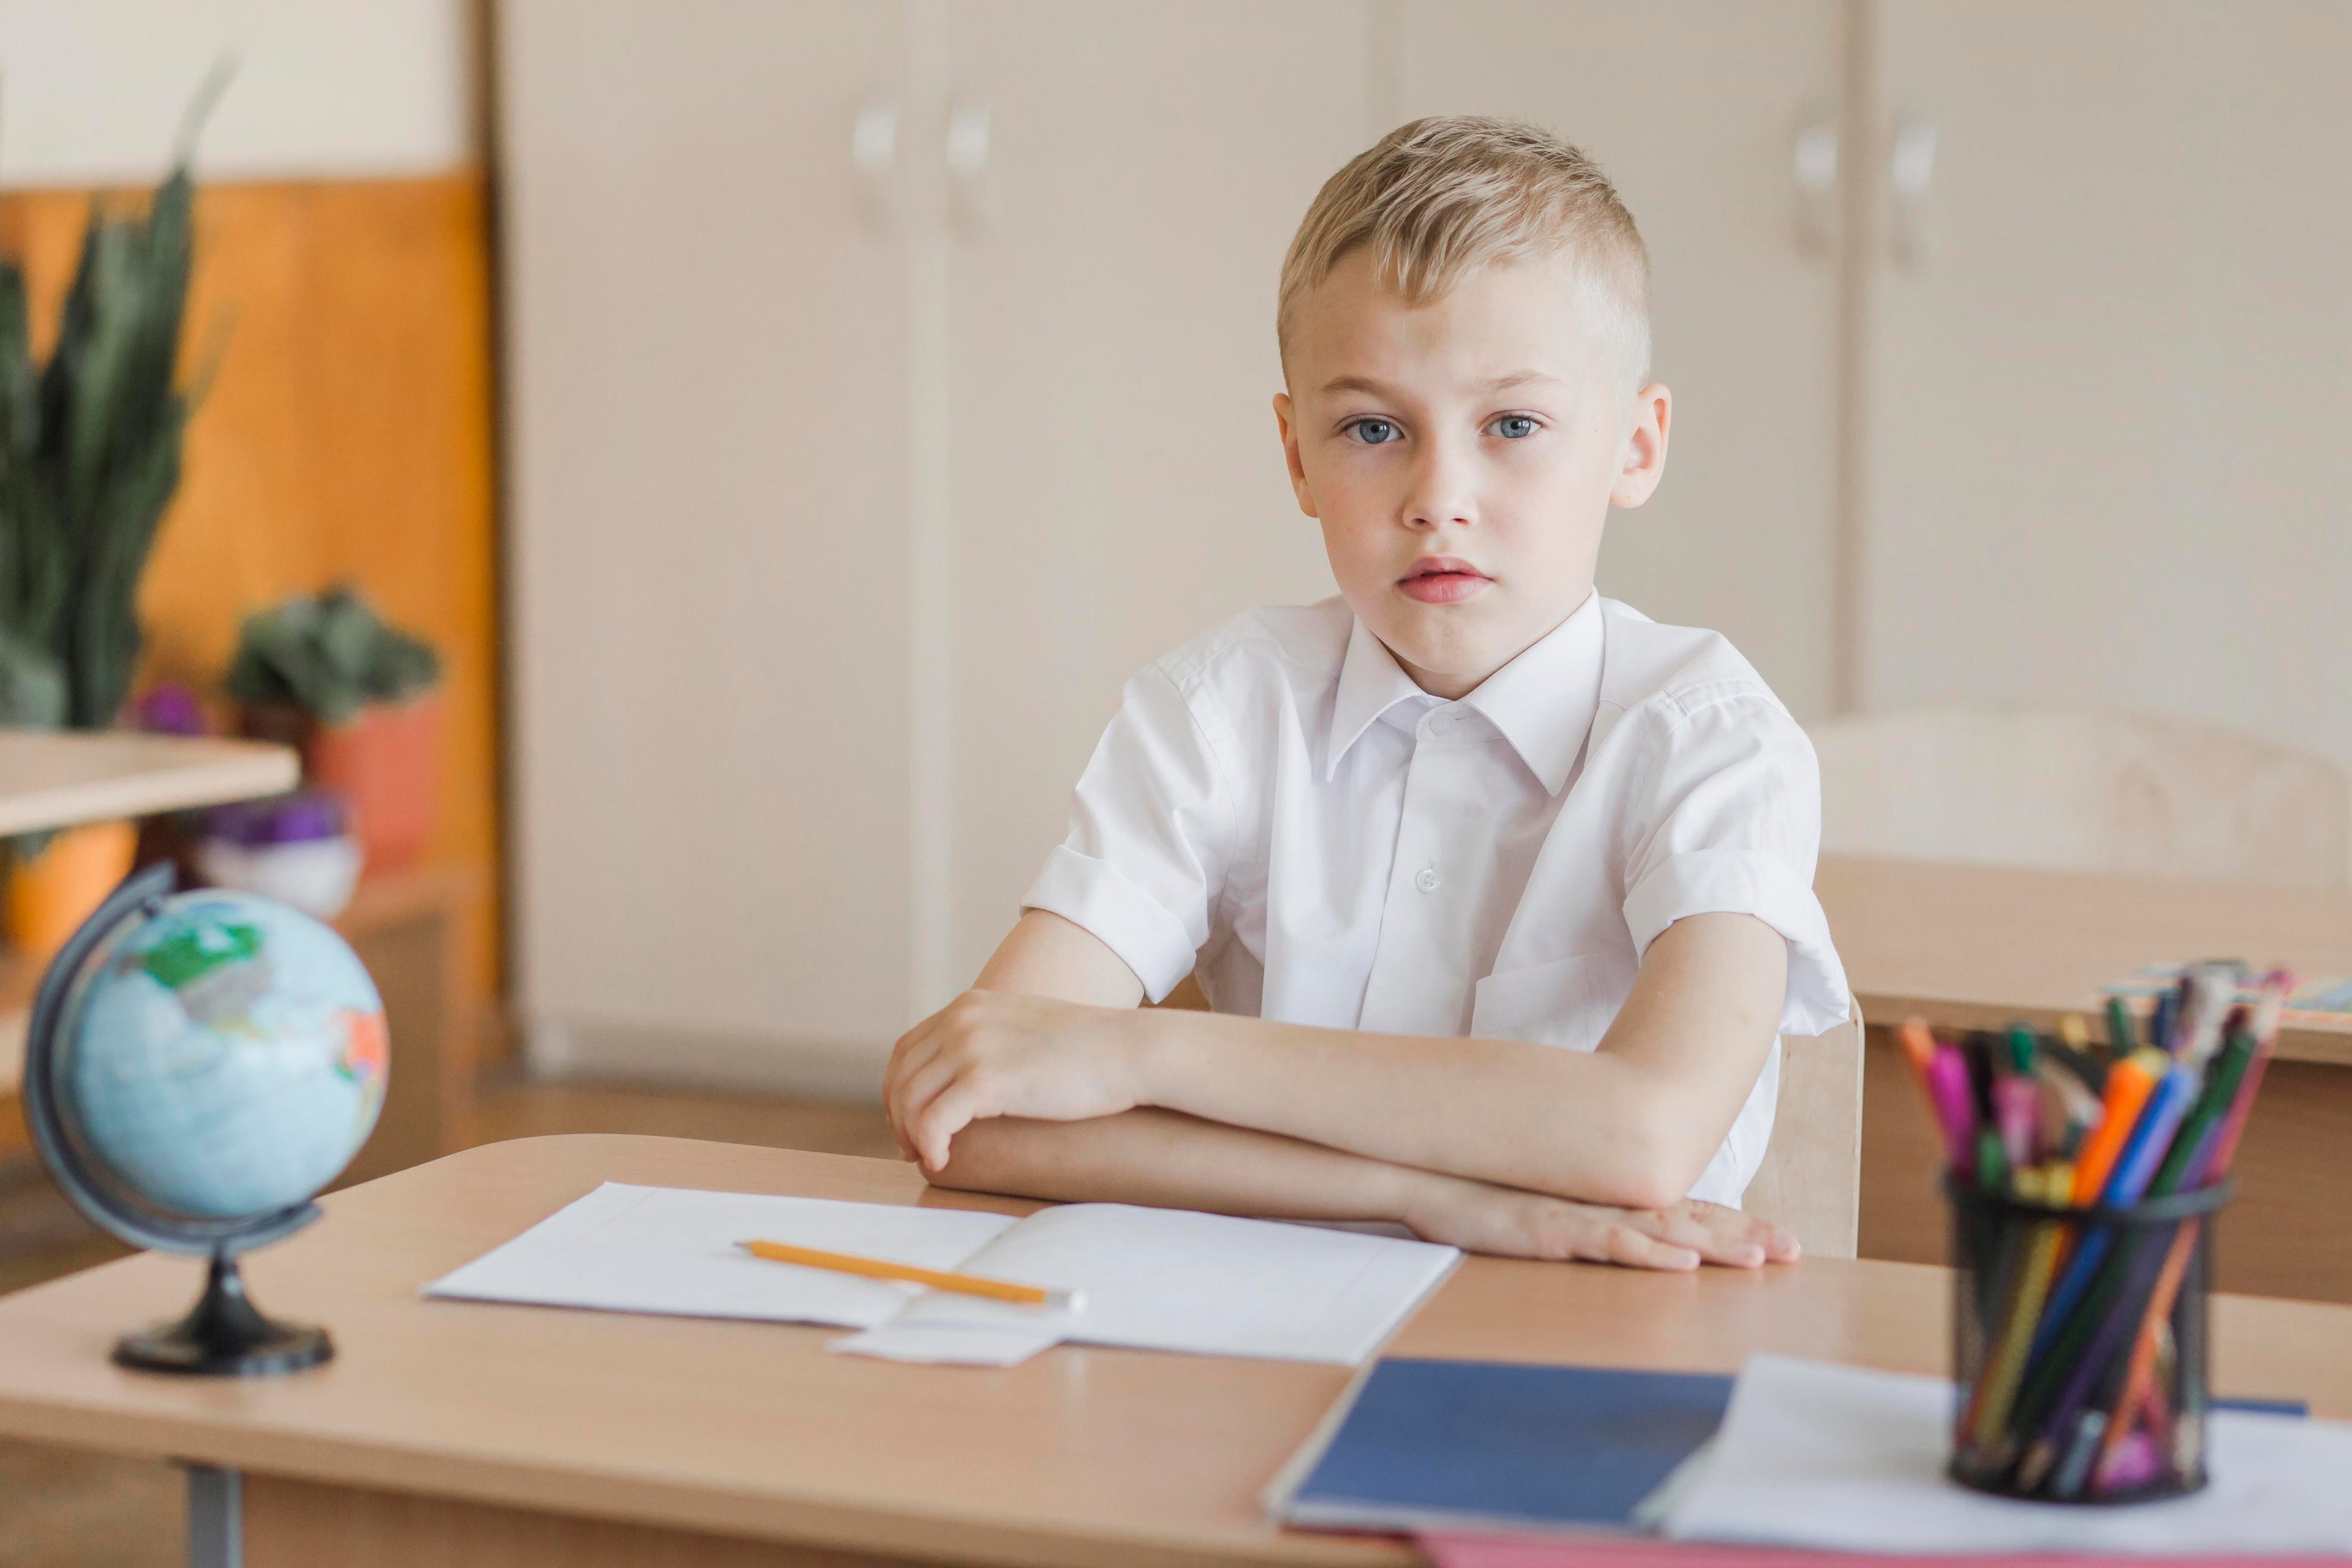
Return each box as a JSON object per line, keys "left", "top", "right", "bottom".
{"left": 893, "top": 1055, "right": 963, "bottom": 1139}
{"left": 915, "top": 1082, "right": 987, "bottom": 1170}
{"left": 1643, "top": 1207, "right": 1765, "bottom": 1267}
{"left": 1705, "top": 1208, "right": 1797, "bottom": 1264}
{"left": 882, "top": 1039, "right": 936, "bottom": 1139}
{"left": 883, "top": 1017, "right": 941, "bottom": 1103}
{"left": 1604, "top": 1225, "right": 1700, "bottom": 1272}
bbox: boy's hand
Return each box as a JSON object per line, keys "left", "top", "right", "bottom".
{"left": 885, "top": 990, "right": 1145, "bottom": 1170}
{"left": 1401, "top": 1177, "right": 1800, "bottom": 1270}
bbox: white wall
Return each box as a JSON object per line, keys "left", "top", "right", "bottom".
{"left": 0, "top": 0, "right": 472, "bottom": 186}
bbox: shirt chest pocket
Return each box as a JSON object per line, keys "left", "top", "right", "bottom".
{"left": 1469, "top": 952, "right": 1634, "bottom": 1054}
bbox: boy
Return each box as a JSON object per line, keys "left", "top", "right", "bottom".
{"left": 884, "top": 117, "right": 1849, "bottom": 1269}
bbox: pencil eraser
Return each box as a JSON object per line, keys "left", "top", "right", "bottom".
{"left": 1046, "top": 1288, "right": 1085, "bottom": 1314}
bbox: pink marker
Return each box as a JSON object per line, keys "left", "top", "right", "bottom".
{"left": 1994, "top": 1074, "right": 2040, "bottom": 1170}
{"left": 1926, "top": 1046, "right": 1980, "bottom": 1176}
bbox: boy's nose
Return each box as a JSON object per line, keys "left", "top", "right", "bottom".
{"left": 1401, "top": 440, "right": 1476, "bottom": 530}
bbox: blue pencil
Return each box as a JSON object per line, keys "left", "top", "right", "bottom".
{"left": 2025, "top": 1065, "right": 2198, "bottom": 1363}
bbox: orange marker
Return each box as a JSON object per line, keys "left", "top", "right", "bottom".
{"left": 1896, "top": 1018, "right": 1941, "bottom": 1114}
{"left": 2068, "top": 1049, "right": 2166, "bottom": 1207}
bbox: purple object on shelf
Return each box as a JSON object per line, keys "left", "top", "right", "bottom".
{"left": 204, "top": 790, "right": 350, "bottom": 847}
{"left": 134, "top": 682, "right": 209, "bottom": 737}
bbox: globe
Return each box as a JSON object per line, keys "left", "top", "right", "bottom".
{"left": 24, "top": 864, "right": 388, "bottom": 1374}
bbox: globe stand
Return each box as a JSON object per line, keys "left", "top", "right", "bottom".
{"left": 113, "top": 1248, "right": 333, "bottom": 1377}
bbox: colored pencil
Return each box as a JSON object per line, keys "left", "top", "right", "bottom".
{"left": 1915, "top": 968, "right": 2285, "bottom": 1499}
{"left": 2104, "top": 993, "right": 2138, "bottom": 1057}
{"left": 736, "top": 1240, "right": 1082, "bottom": 1310}
{"left": 2068, "top": 1050, "right": 2165, "bottom": 1207}
{"left": 1925, "top": 1045, "right": 1980, "bottom": 1174}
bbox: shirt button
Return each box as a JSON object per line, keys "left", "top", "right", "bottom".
{"left": 1414, "top": 866, "right": 1441, "bottom": 894}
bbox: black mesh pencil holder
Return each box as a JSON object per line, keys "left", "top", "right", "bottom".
{"left": 1944, "top": 1174, "right": 2231, "bottom": 1504}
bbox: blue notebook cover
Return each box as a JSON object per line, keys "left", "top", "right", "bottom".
{"left": 1281, "top": 1359, "right": 1733, "bottom": 1536}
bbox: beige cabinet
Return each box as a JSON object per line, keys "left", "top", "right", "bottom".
{"left": 1861, "top": 2, "right": 2352, "bottom": 772}
{"left": 502, "top": 1, "right": 915, "bottom": 1087}
{"left": 940, "top": 2, "right": 1363, "bottom": 990}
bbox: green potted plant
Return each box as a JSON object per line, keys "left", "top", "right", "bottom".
{"left": 0, "top": 159, "right": 211, "bottom": 955}
{"left": 224, "top": 585, "right": 444, "bottom": 873}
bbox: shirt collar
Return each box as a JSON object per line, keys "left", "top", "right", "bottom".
{"left": 1465, "top": 590, "right": 1605, "bottom": 794}
{"left": 1324, "top": 590, "right": 1606, "bottom": 795}
{"left": 1325, "top": 616, "right": 1429, "bottom": 780}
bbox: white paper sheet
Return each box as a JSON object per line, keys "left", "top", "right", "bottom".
{"left": 427, "top": 1184, "right": 1458, "bottom": 1370}
{"left": 825, "top": 1323, "right": 1063, "bottom": 1365}
{"left": 1662, "top": 1354, "right": 2352, "bottom": 1555}
{"left": 834, "top": 1202, "right": 1459, "bottom": 1367}
{"left": 423, "top": 1182, "right": 1019, "bottom": 1329}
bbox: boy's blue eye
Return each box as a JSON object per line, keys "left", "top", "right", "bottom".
{"left": 1348, "top": 418, "right": 1401, "bottom": 445}
{"left": 1489, "top": 415, "right": 1540, "bottom": 439}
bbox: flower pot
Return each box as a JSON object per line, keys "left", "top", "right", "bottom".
{"left": 236, "top": 693, "right": 444, "bottom": 874}
{"left": 6, "top": 819, "right": 139, "bottom": 960}
{"left": 197, "top": 791, "right": 364, "bottom": 918}
{"left": 306, "top": 695, "right": 443, "bottom": 874}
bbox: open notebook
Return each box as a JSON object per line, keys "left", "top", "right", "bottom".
{"left": 424, "top": 1182, "right": 1459, "bottom": 1367}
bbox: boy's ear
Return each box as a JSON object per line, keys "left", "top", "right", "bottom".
{"left": 1610, "top": 382, "right": 1672, "bottom": 510}
{"left": 1273, "top": 392, "right": 1319, "bottom": 519}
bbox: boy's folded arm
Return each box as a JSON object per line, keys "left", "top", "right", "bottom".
{"left": 922, "top": 1108, "right": 1423, "bottom": 1226}
{"left": 889, "top": 909, "right": 1787, "bottom": 1213}
{"left": 888, "top": 908, "right": 1793, "bottom": 1264}
{"left": 1129, "top": 912, "right": 1787, "bottom": 1211}
{"left": 924, "top": 1110, "right": 1792, "bottom": 1268}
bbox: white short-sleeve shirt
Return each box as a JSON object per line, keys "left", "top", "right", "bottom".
{"left": 1023, "top": 590, "right": 1850, "bottom": 1206}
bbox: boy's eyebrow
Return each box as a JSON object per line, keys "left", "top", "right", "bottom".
{"left": 1480, "top": 369, "right": 1564, "bottom": 392}
{"left": 1317, "top": 374, "right": 1398, "bottom": 398}
{"left": 1316, "top": 369, "right": 1565, "bottom": 398}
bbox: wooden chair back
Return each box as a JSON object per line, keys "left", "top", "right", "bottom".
{"left": 1744, "top": 1005, "right": 1865, "bottom": 1260}
{"left": 1809, "top": 707, "right": 2350, "bottom": 889}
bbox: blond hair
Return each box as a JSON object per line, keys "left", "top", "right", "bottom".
{"left": 1277, "top": 116, "right": 1652, "bottom": 394}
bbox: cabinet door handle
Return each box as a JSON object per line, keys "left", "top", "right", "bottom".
{"left": 945, "top": 100, "right": 991, "bottom": 238}
{"left": 1890, "top": 116, "right": 1937, "bottom": 272}
{"left": 853, "top": 92, "right": 900, "bottom": 235}
{"left": 1793, "top": 113, "right": 1839, "bottom": 260}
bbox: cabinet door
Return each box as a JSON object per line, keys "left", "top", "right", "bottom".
{"left": 502, "top": 1, "right": 914, "bottom": 1068}
{"left": 1398, "top": 1, "right": 1847, "bottom": 719}
{"left": 941, "top": 2, "right": 1368, "bottom": 989}
{"left": 1866, "top": 4, "right": 2352, "bottom": 769}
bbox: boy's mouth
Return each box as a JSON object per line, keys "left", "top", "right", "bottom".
{"left": 1396, "top": 556, "right": 1493, "bottom": 605}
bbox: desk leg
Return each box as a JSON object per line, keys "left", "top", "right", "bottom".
{"left": 187, "top": 1464, "right": 243, "bottom": 1568}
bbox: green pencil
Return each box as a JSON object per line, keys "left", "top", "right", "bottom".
{"left": 2105, "top": 994, "right": 2138, "bottom": 1057}
{"left": 2149, "top": 1038, "right": 2252, "bottom": 1197}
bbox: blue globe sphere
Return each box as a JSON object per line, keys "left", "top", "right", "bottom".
{"left": 51, "top": 887, "right": 388, "bottom": 1221}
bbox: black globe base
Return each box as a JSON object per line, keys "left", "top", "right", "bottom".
{"left": 111, "top": 1250, "right": 333, "bottom": 1377}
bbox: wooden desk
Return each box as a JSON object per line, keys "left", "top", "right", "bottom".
{"left": 0, "top": 1137, "right": 2347, "bottom": 1567}
{"left": 0, "top": 732, "right": 297, "bottom": 839}
{"left": 1817, "top": 853, "right": 2352, "bottom": 1066}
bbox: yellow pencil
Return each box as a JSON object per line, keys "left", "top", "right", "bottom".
{"left": 1970, "top": 1214, "right": 2066, "bottom": 1450}
{"left": 737, "top": 1240, "right": 1083, "bottom": 1311}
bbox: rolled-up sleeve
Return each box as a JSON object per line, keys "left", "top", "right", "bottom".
{"left": 1022, "top": 663, "right": 1232, "bottom": 1001}
{"left": 1619, "top": 690, "right": 1850, "bottom": 1038}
